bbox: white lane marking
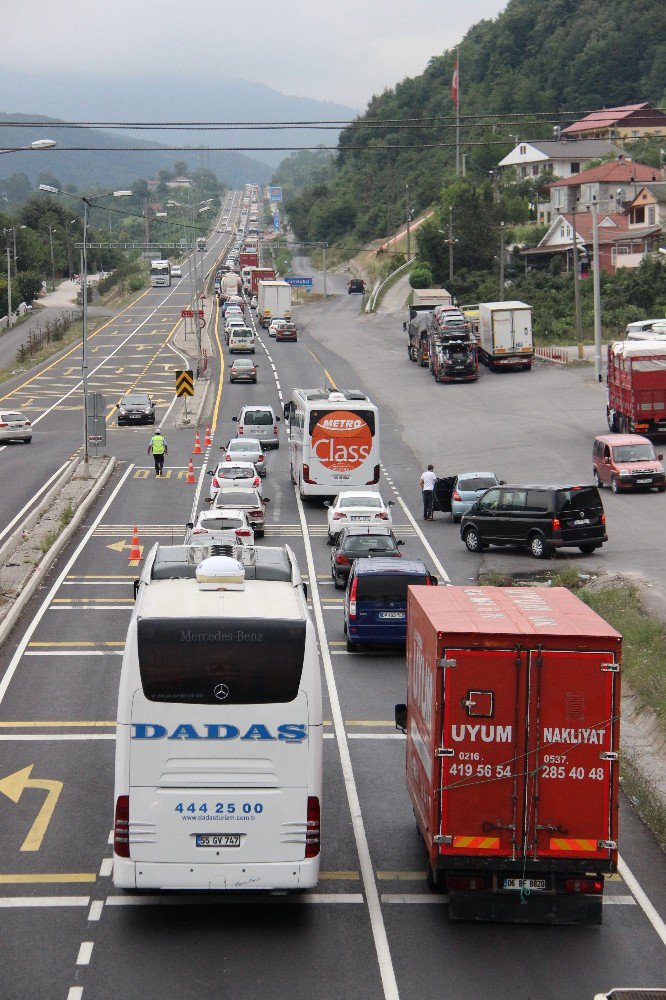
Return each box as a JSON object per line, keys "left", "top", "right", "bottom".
{"left": 88, "top": 900, "right": 104, "bottom": 921}
{"left": 295, "top": 492, "right": 399, "bottom": 1000}
{"left": 380, "top": 893, "right": 637, "bottom": 905}
{"left": 0, "top": 460, "right": 70, "bottom": 546}
{"left": 0, "top": 897, "right": 90, "bottom": 907}
{"left": 99, "top": 858, "right": 113, "bottom": 877}
{"left": 394, "top": 495, "right": 450, "bottom": 583}
{"left": 618, "top": 856, "right": 666, "bottom": 946}
{"left": 47, "top": 607, "right": 132, "bottom": 612}
{"left": 105, "top": 893, "right": 364, "bottom": 906}
{"left": 188, "top": 445, "right": 212, "bottom": 531}
{"left": 348, "top": 734, "right": 404, "bottom": 740}
{"left": 0, "top": 464, "right": 134, "bottom": 705}
{"left": 24, "top": 651, "right": 123, "bottom": 657}
{"left": 76, "top": 942, "right": 94, "bottom": 965}
{"left": 67, "top": 989, "right": 83, "bottom": 1000}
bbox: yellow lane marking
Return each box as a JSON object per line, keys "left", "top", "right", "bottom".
{"left": 0, "top": 873, "right": 96, "bottom": 884}
{"left": 345, "top": 721, "right": 397, "bottom": 727}
{"left": 28, "top": 641, "right": 124, "bottom": 647}
{"left": 0, "top": 287, "right": 152, "bottom": 403}
{"left": 52, "top": 598, "right": 133, "bottom": 603}
{"left": 306, "top": 348, "right": 337, "bottom": 390}
{"left": 376, "top": 871, "right": 425, "bottom": 881}
{"left": 66, "top": 575, "right": 135, "bottom": 579}
{"left": 319, "top": 871, "right": 360, "bottom": 881}
{"left": 0, "top": 766, "right": 63, "bottom": 851}
{"left": 0, "top": 721, "right": 115, "bottom": 728}
{"left": 211, "top": 299, "right": 224, "bottom": 434}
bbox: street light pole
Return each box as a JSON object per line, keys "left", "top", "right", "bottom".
{"left": 449, "top": 206, "right": 454, "bottom": 282}
{"left": 571, "top": 207, "right": 584, "bottom": 361}
{"left": 499, "top": 222, "right": 506, "bottom": 301}
{"left": 591, "top": 196, "right": 603, "bottom": 382}
{"left": 6, "top": 243, "right": 11, "bottom": 331}
{"left": 405, "top": 184, "right": 411, "bottom": 260}
{"left": 48, "top": 225, "right": 56, "bottom": 291}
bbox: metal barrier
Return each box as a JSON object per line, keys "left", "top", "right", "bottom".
{"left": 366, "top": 257, "right": 416, "bottom": 313}
{"left": 535, "top": 345, "right": 570, "bottom": 364}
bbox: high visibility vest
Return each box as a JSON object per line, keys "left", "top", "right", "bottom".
{"left": 150, "top": 435, "right": 166, "bottom": 455}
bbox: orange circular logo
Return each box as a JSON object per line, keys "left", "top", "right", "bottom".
{"left": 311, "top": 411, "right": 373, "bottom": 472}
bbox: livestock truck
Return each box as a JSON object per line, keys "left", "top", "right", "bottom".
{"left": 239, "top": 251, "right": 259, "bottom": 270}
{"left": 250, "top": 268, "right": 276, "bottom": 298}
{"left": 607, "top": 339, "right": 666, "bottom": 437}
{"left": 478, "top": 301, "right": 534, "bottom": 370}
{"left": 257, "top": 280, "right": 292, "bottom": 328}
{"left": 396, "top": 585, "right": 621, "bottom": 924}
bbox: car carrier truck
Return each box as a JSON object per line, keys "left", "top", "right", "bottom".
{"left": 396, "top": 585, "right": 621, "bottom": 924}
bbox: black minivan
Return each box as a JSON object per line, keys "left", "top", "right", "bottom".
{"left": 460, "top": 484, "right": 607, "bottom": 559}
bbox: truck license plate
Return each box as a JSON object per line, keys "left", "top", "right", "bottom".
{"left": 195, "top": 834, "right": 241, "bottom": 847}
{"left": 503, "top": 877, "right": 546, "bottom": 891}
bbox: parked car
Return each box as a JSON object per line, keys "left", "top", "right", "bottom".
{"left": 593, "top": 434, "right": 665, "bottom": 493}
{"left": 229, "top": 358, "right": 258, "bottom": 383}
{"left": 344, "top": 557, "right": 436, "bottom": 651}
{"left": 207, "top": 461, "right": 260, "bottom": 500}
{"left": 116, "top": 392, "right": 155, "bottom": 426}
{"left": 187, "top": 508, "right": 254, "bottom": 546}
{"left": 450, "top": 471, "right": 503, "bottom": 522}
{"left": 211, "top": 485, "right": 269, "bottom": 537}
{"left": 221, "top": 437, "right": 267, "bottom": 477}
{"left": 325, "top": 491, "right": 395, "bottom": 544}
{"left": 460, "top": 484, "right": 608, "bottom": 559}
{"left": 170, "top": 265, "right": 182, "bottom": 279}
{"left": 233, "top": 404, "right": 280, "bottom": 449}
{"left": 0, "top": 410, "right": 32, "bottom": 443}
{"left": 330, "top": 525, "right": 404, "bottom": 588}
{"left": 348, "top": 278, "right": 365, "bottom": 294}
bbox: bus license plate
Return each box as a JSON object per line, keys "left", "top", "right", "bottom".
{"left": 379, "top": 611, "right": 405, "bottom": 620}
{"left": 195, "top": 834, "right": 241, "bottom": 848}
{"left": 503, "top": 878, "right": 546, "bottom": 891}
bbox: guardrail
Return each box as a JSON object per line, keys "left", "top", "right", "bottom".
{"left": 365, "top": 257, "right": 416, "bottom": 313}
{"left": 535, "top": 345, "right": 570, "bottom": 364}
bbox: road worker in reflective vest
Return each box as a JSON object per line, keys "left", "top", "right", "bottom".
{"left": 148, "top": 431, "right": 167, "bottom": 477}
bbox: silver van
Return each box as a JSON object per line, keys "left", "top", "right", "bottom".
{"left": 233, "top": 404, "right": 281, "bottom": 450}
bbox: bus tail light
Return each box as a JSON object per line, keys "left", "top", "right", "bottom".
{"left": 303, "top": 465, "right": 316, "bottom": 484}
{"left": 114, "top": 796, "right": 130, "bottom": 858}
{"left": 305, "top": 796, "right": 320, "bottom": 858}
{"left": 366, "top": 464, "right": 380, "bottom": 485}
{"left": 565, "top": 878, "right": 603, "bottom": 894}
{"left": 349, "top": 578, "right": 358, "bottom": 619}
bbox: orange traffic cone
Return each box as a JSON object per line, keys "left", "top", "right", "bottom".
{"left": 204, "top": 426, "right": 212, "bottom": 447}
{"left": 186, "top": 456, "right": 196, "bottom": 484}
{"left": 129, "top": 525, "right": 141, "bottom": 563}
{"left": 193, "top": 430, "right": 202, "bottom": 455}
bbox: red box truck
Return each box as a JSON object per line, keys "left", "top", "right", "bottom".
{"left": 396, "top": 585, "right": 621, "bottom": 924}
{"left": 607, "top": 340, "right": 666, "bottom": 436}
{"left": 239, "top": 251, "right": 259, "bottom": 270}
{"left": 250, "top": 268, "right": 275, "bottom": 297}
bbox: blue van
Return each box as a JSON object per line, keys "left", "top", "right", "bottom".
{"left": 343, "top": 557, "right": 437, "bottom": 652}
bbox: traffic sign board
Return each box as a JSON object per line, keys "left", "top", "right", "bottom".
{"left": 268, "top": 186, "right": 283, "bottom": 203}
{"left": 284, "top": 276, "right": 313, "bottom": 288}
{"left": 176, "top": 370, "right": 194, "bottom": 397}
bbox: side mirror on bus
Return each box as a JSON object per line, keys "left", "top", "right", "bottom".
{"left": 395, "top": 704, "right": 407, "bottom": 733}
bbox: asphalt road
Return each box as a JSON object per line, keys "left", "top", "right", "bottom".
{"left": 0, "top": 208, "right": 664, "bottom": 1000}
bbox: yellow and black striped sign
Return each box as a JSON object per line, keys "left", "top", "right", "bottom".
{"left": 175, "top": 369, "right": 194, "bottom": 397}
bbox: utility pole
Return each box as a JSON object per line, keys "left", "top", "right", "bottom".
{"left": 571, "top": 208, "right": 584, "bottom": 360}
{"left": 448, "top": 205, "right": 454, "bottom": 282}
{"left": 406, "top": 184, "right": 411, "bottom": 260}
{"left": 323, "top": 245, "right": 327, "bottom": 297}
{"left": 499, "top": 222, "right": 505, "bottom": 301}
{"left": 6, "top": 244, "right": 12, "bottom": 330}
{"left": 48, "top": 226, "right": 56, "bottom": 291}
{"left": 591, "top": 196, "right": 603, "bottom": 382}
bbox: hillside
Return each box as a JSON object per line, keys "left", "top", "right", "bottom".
{"left": 286, "top": 0, "right": 666, "bottom": 243}
{"left": 0, "top": 113, "right": 271, "bottom": 191}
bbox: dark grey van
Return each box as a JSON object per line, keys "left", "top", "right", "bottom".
{"left": 460, "top": 484, "right": 607, "bottom": 559}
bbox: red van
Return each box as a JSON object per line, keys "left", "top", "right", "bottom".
{"left": 592, "top": 434, "right": 665, "bottom": 493}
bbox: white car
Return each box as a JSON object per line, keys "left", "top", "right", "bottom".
{"left": 325, "top": 491, "right": 395, "bottom": 544}
{"left": 222, "top": 437, "right": 267, "bottom": 477}
{"left": 268, "top": 318, "right": 287, "bottom": 339}
{"left": 188, "top": 508, "right": 254, "bottom": 546}
{"left": 212, "top": 485, "right": 269, "bottom": 537}
{"left": 171, "top": 265, "right": 182, "bottom": 279}
{"left": 250, "top": 294, "right": 258, "bottom": 310}
{"left": 225, "top": 316, "right": 246, "bottom": 344}
{"left": 0, "top": 410, "right": 32, "bottom": 444}
{"left": 207, "top": 461, "right": 261, "bottom": 500}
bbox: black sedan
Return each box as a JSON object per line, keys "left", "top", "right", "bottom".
{"left": 229, "top": 359, "right": 258, "bottom": 383}
{"left": 117, "top": 392, "right": 155, "bottom": 426}
{"left": 330, "top": 525, "right": 404, "bottom": 588}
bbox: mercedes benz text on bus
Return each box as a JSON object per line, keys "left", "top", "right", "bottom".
{"left": 284, "top": 389, "right": 380, "bottom": 498}
{"left": 113, "top": 543, "right": 322, "bottom": 891}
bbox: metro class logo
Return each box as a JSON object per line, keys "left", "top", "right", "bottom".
{"left": 131, "top": 723, "right": 308, "bottom": 742}
{"left": 311, "top": 410, "right": 372, "bottom": 472}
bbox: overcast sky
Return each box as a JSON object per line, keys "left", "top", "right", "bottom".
{"left": 6, "top": 0, "right": 507, "bottom": 108}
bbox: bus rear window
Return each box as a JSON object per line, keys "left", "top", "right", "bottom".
{"left": 138, "top": 618, "right": 306, "bottom": 704}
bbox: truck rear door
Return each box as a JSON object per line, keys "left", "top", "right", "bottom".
{"left": 525, "top": 649, "right": 618, "bottom": 862}
{"left": 437, "top": 648, "right": 527, "bottom": 859}
{"left": 491, "top": 310, "right": 514, "bottom": 355}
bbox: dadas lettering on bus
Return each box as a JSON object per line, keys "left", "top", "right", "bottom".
{"left": 132, "top": 722, "right": 308, "bottom": 742}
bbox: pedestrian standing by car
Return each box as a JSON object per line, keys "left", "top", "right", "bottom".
{"left": 420, "top": 464, "right": 437, "bottom": 520}
{"left": 148, "top": 430, "right": 167, "bottom": 477}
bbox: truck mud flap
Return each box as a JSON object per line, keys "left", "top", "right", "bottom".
{"left": 447, "top": 889, "right": 603, "bottom": 925}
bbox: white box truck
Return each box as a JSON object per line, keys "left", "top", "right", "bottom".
{"left": 257, "top": 280, "right": 292, "bottom": 328}
{"left": 478, "top": 301, "right": 533, "bottom": 370}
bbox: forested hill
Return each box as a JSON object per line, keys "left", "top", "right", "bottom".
{"left": 285, "top": 0, "right": 666, "bottom": 244}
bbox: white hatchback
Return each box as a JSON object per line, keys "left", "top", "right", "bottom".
{"left": 207, "top": 461, "right": 261, "bottom": 500}
{"left": 187, "top": 508, "right": 254, "bottom": 546}
{"left": 325, "top": 491, "right": 395, "bottom": 544}
{"left": 0, "top": 410, "right": 32, "bottom": 444}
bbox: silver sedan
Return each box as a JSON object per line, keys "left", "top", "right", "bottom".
{"left": 221, "top": 437, "right": 267, "bottom": 477}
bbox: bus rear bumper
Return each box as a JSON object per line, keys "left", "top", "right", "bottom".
{"left": 113, "top": 857, "right": 320, "bottom": 891}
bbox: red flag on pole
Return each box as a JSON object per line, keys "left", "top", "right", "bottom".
{"left": 451, "top": 56, "right": 459, "bottom": 107}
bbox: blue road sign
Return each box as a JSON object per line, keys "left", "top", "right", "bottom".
{"left": 268, "top": 186, "right": 283, "bottom": 203}
{"left": 284, "top": 276, "right": 314, "bottom": 288}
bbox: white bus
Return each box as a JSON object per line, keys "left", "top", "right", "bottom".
{"left": 113, "top": 543, "right": 322, "bottom": 891}
{"left": 150, "top": 260, "right": 171, "bottom": 287}
{"left": 284, "top": 388, "right": 380, "bottom": 498}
